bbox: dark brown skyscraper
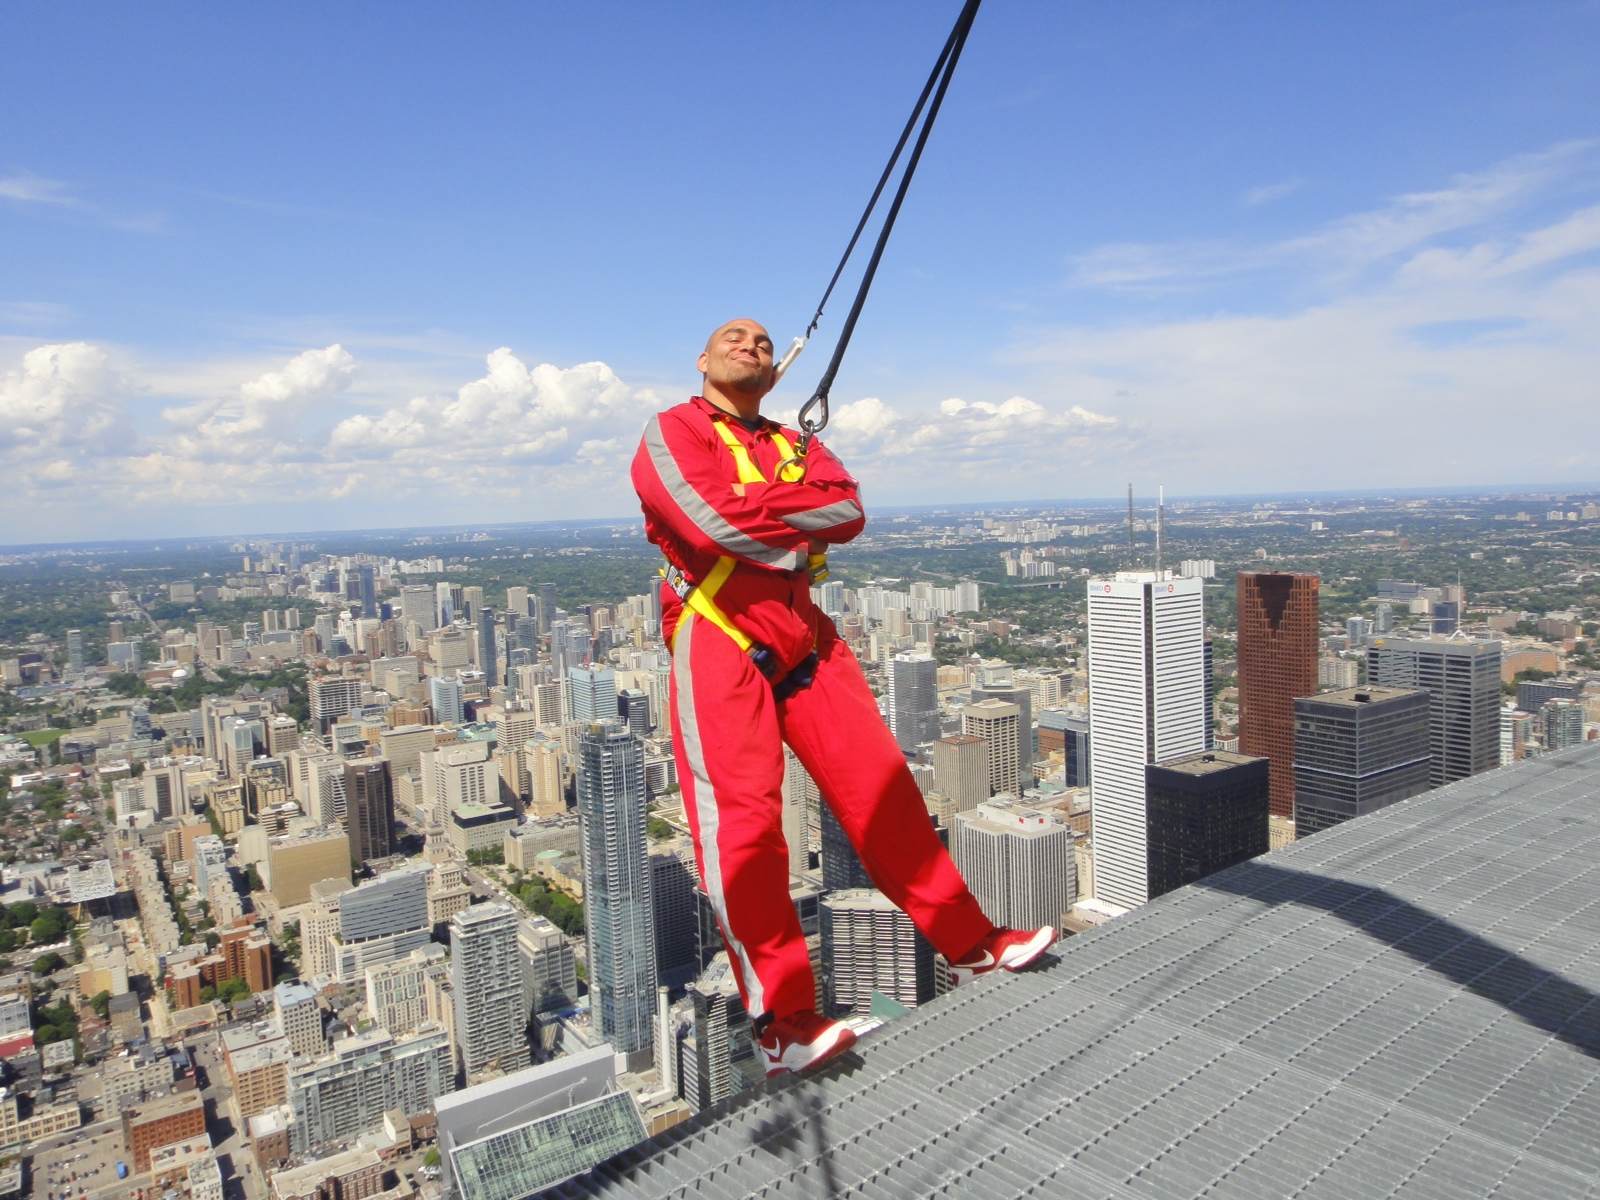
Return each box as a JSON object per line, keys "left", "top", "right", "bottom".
{"left": 1236, "top": 572, "right": 1319, "bottom": 819}
{"left": 342, "top": 757, "right": 394, "bottom": 865}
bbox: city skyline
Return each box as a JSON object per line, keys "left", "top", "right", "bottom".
{"left": 2, "top": 491, "right": 1594, "bottom": 1197}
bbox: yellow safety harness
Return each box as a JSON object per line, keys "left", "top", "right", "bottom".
{"left": 664, "top": 417, "right": 828, "bottom": 661}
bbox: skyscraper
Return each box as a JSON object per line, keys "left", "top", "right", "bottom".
{"left": 972, "top": 664, "right": 1033, "bottom": 786}
{"left": 1143, "top": 751, "right": 1269, "bottom": 899}
{"left": 886, "top": 653, "right": 940, "bottom": 753}
{"left": 932, "top": 734, "right": 989, "bottom": 814}
{"left": 321, "top": 865, "right": 433, "bottom": 983}
{"left": 476, "top": 607, "right": 498, "bottom": 688}
{"left": 780, "top": 748, "right": 816, "bottom": 875}
{"left": 1036, "top": 711, "right": 1090, "bottom": 788}
{"left": 536, "top": 583, "right": 558, "bottom": 635}
{"left": 1516, "top": 677, "right": 1583, "bottom": 712}
{"left": 1366, "top": 636, "right": 1501, "bottom": 787}
{"left": 342, "top": 758, "right": 394, "bottom": 865}
{"left": 961, "top": 700, "right": 1021, "bottom": 797}
{"left": 950, "top": 801, "right": 1074, "bottom": 931}
{"left": 450, "top": 902, "right": 530, "bottom": 1077}
{"left": 820, "top": 889, "right": 936, "bottom": 1016}
{"left": 1541, "top": 699, "right": 1586, "bottom": 751}
{"left": 1087, "top": 572, "right": 1207, "bottom": 910}
{"left": 429, "top": 676, "right": 465, "bottom": 726}
{"left": 399, "top": 585, "right": 437, "bottom": 633}
{"left": 309, "top": 677, "right": 364, "bottom": 733}
{"left": 1236, "top": 572, "right": 1319, "bottom": 820}
{"left": 425, "top": 741, "right": 492, "bottom": 828}
{"left": 357, "top": 564, "right": 377, "bottom": 619}
{"left": 565, "top": 664, "right": 618, "bottom": 724}
{"left": 819, "top": 802, "right": 874, "bottom": 891}
{"left": 1292, "top": 686, "right": 1432, "bottom": 838}
{"left": 273, "top": 979, "right": 325, "bottom": 1059}
{"left": 650, "top": 843, "right": 700, "bottom": 989}
{"left": 286, "top": 1025, "right": 453, "bottom": 1155}
{"left": 65, "top": 629, "right": 83, "bottom": 673}
{"left": 577, "top": 722, "right": 657, "bottom": 1066}
{"left": 617, "top": 689, "right": 651, "bottom": 738}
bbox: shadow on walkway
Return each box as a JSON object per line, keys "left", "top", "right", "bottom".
{"left": 1194, "top": 857, "right": 1600, "bottom": 1059}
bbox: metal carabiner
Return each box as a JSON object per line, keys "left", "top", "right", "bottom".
{"left": 790, "top": 388, "right": 830, "bottom": 463}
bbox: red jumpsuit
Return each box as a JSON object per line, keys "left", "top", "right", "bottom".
{"left": 631, "top": 395, "right": 992, "bottom": 1025}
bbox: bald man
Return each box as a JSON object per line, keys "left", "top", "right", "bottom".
{"left": 631, "top": 318, "right": 1054, "bottom": 1077}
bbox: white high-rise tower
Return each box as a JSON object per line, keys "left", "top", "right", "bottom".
{"left": 886, "top": 652, "right": 940, "bottom": 753}
{"left": 1087, "top": 572, "right": 1206, "bottom": 910}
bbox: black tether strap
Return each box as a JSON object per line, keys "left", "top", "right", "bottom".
{"left": 794, "top": 0, "right": 983, "bottom": 454}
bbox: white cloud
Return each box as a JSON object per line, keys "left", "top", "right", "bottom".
{"left": 332, "top": 350, "right": 662, "bottom": 473}
{"left": 1072, "top": 140, "right": 1598, "bottom": 291}
{"left": 0, "top": 342, "right": 126, "bottom": 450}
{"left": 1243, "top": 179, "right": 1303, "bottom": 207}
{"left": 0, "top": 173, "right": 76, "bottom": 206}
{"left": 821, "top": 392, "right": 1119, "bottom": 486}
{"left": 165, "top": 344, "right": 355, "bottom": 461}
{"left": 1398, "top": 204, "right": 1600, "bottom": 284}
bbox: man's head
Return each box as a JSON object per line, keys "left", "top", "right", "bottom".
{"left": 699, "top": 318, "right": 775, "bottom": 408}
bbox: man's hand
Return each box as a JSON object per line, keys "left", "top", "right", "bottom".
{"left": 731, "top": 483, "right": 746, "bottom": 498}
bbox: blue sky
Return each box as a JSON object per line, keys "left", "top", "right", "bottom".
{"left": 4, "top": 2, "right": 1599, "bottom": 542}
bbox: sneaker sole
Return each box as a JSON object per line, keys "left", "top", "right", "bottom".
{"left": 763, "top": 1024, "right": 858, "bottom": 1079}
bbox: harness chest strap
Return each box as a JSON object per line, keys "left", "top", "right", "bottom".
{"left": 663, "top": 416, "right": 829, "bottom": 656}
{"left": 709, "top": 419, "right": 830, "bottom": 584}
{"left": 712, "top": 418, "right": 807, "bottom": 484}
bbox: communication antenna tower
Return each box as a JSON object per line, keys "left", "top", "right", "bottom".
{"left": 1156, "top": 485, "right": 1165, "bottom": 577}
{"left": 1126, "top": 483, "right": 1135, "bottom": 567}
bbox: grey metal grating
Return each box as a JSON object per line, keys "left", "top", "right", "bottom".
{"left": 543, "top": 745, "right": 1600, "bottom": 1199}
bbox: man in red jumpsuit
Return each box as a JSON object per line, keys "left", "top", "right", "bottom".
{"left": 631, "top": 318, "right": 1054, "bottom": 1077}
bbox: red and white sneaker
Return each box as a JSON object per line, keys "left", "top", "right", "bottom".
{"left": 756, "top": 1011, "right": 858, "bottom": 1079}
{"left": 948, "top": 926, "right": 1056, "bottom": 987}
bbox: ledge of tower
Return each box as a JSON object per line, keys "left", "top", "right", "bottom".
{"left": 542, "top": 743, "right": 1600, "bottom": 1200}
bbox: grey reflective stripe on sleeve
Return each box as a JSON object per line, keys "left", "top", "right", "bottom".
{"left": 673, "top": 615, "right": 766, "bottom": 1017}
{"left": 644, "top": 416, "right": 807, "bottom": 570}
{"left": 782, "top": 499, "right": 864, "bottom": 532}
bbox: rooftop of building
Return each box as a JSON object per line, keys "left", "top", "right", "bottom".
{"left": 453, "top": 801, "right": 516, "bottom": 822}
{"left": 1303, "top": 685, "right": 1429, "bottom": 709}
{"left": 1368, "top": 634, "right": 1502, "bottom": 654}
{"left": 228, "top": 1037, "right": 293, "bottom": 1074}
{"left": 549, "top": 742, "right": 1600, "bottom": 1199}
{"left": 1151, "top": 748, "right": 1267, "bottom": 776}
{"left": 269, "top": 1144, "right": 382, "bottom": 1191}
{"left": 148, "top": 1134, "right": 214, "bottom": 1172}
{"left": 269, "top": 826, "right": 349, "bottom": 848}
{"left": 221, "top": 1020, "right": 284, "bottom": 1055}
{"left": 273, "top": 979, "right": 317, "bottom": 1005}
{"left": 122, "top": 1087, "right": 204, "bottom": 1123}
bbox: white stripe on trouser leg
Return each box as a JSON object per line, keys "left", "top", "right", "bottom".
{"left": 673, "top": 613, "right": 766, "bottom": 1017}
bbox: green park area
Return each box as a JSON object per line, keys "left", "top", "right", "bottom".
{"left": 20, "top": 730, "right": 65, "bottom": 749}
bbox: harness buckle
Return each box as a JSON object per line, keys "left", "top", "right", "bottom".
{"left": 662, "top": 564, "right": 694, "bottom": 603}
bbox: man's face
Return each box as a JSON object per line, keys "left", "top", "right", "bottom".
{"left": 698, "top": 318, "right": 775, "bottom": 398}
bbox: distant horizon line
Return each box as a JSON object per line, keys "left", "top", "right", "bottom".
{"left": 5, "top": 479, "right": 1598, "bottom": 554}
